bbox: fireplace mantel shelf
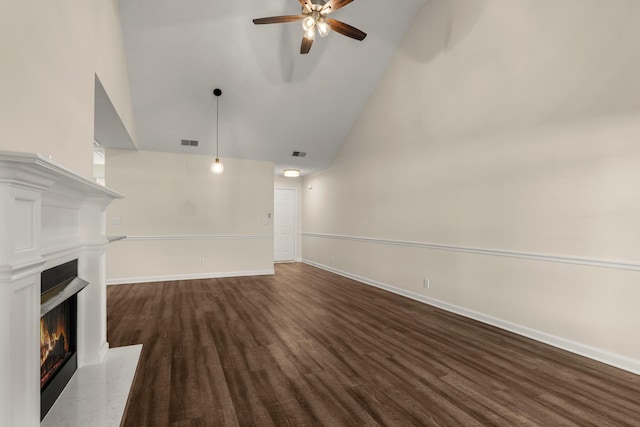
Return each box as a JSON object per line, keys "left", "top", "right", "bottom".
{"left": 0, "top": 150, "right": 123, "bottom": 200}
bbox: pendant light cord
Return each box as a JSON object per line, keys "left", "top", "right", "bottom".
{"left": 215, "top": 95, "right": 220, "bottom": 158}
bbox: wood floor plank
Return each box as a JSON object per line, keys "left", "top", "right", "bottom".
{"left": 107, "top": 263, "right": 640, "bottom": 426}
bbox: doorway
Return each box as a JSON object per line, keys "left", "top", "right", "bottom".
{"left": 274, "top": 188, "right": 296, "bottom": 262}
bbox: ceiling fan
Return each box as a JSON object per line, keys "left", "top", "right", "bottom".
{"left": 253, "top": 0, "right": 367, "bottom": 54}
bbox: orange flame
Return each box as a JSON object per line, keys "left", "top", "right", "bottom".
{"left": 40, "top": 313, "right": 69, "bottom": 369}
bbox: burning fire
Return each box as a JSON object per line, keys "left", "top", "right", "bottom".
{"left": 40, "top": 311, "right": 70, "bottom": 388}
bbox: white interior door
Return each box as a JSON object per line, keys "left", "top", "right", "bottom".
{"left": 274, "top": 188, "right": 296, "bottom": 262}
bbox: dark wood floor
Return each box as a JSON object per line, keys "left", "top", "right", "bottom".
{"left": 108, "top": 263, "right": 640, "bottom": 426}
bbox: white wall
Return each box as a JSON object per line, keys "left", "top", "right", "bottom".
{"left": 0, "top": 0, "right": 136, "bottom": 179}
{"left": 302, "top": 0, "right": 640, "bottom": 373}
{"left": 0, "top": 2, "right": 133, "bottom": 421}
{"left": 275, "top": 175, "right": 303, "bottom": 261}
{"left": 106, "top": 149, "right": 275, "bottom": 283}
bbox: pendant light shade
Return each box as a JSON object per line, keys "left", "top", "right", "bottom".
{"left": 211, "top": 88, "right": 224, "bottom": 174}
{"left": 211, "top": 157, "right": 224, "bottom": 174}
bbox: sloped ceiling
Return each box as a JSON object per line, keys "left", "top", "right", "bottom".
{"left": 95, "top": 76, "right": 137, "bottom": 150}
{"left": 118, "top": 0, "right": 427, "bottom": 175}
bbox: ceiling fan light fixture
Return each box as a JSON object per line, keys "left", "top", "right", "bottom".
{"left": 253, "top": 0, "right": 367, "bottom": 54}
{"left": 302, "top": 16, "right": 316, "bottom": 32}
{"left": 284, "top": 169, "right": 300, "bottom": 178}
{"left": 317, "top": 19, "right": 330, "bottom": 37}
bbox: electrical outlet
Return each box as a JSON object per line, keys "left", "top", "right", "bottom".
{"left": 199, "top": 258, "right": 205, "bottom": 265}
{"left": 330, "top": 256, "right": 335, "bottom": 265}
{"left": 423, "top": 278, "right": 430, "bottom": 289}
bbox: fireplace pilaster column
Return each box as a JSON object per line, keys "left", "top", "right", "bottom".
{"left": 78, "top": 242, "right": 109, "bottom": 366}
{"left": 0, "top": 173, "right": 48, "bottom": 427}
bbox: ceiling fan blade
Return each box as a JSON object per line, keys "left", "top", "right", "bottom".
{"left": 326, "top": 18, "right": 367, "bottom": 41}
{"left": 321, "top": 0, "right": 354, "bottom": 14}
{"left": 300, "top": 36, "right": 313, "bottom": 54}
{"left": 298, "top": 0, "right": 312, "bottom": 11}
{"left": 253, "top": 15, "right": 305, "bottom": 25}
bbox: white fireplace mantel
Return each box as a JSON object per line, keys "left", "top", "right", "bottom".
{"left": 0, "top": 151, "right": 122, "bottom": 427}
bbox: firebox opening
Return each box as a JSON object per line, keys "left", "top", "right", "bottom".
{"left": 40, "top": 259, "right": 87, "bottom": 421}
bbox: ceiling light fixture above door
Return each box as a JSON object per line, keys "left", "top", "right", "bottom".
{"left": 253, "top": 0, "right": 367, "bottom": 54}
{"left": 284, "top": 169, "right": 301, "bottom": 177}
{"left": 210, "top": 88, "right": 224, "bottom": 174}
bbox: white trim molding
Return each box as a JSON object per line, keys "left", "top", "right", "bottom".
{"left": 123, "top": 234, "right": 273, "bottom": 241}
{"left": 107, "top": 269, "right": 275, "bottom": 285}
{"left": 302, "top": 232, "right": 640, "bottom": 272}
{"left": 302, "top": 259, "right": 640, "bottom": 376}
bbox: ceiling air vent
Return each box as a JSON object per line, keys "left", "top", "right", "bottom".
{"left": 181, "top": 139, "right": 199, "bottom": 147}
{"left": 292, "top": 151, "right": 307, "bottom": 157}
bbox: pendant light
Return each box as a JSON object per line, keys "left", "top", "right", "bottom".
{"left": 210, "top": 88, "right": 224, "bottom": 174}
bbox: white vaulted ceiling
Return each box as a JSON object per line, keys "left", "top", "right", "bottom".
{"left": 118, "top": 0, "right": 427, "bottom": 175}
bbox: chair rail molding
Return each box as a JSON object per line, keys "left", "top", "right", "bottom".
{"left": 302, "top": 232, "right": 640, "bottom": 272}
{"left": 124, "top": 234, "right": 273, "bottom": 241}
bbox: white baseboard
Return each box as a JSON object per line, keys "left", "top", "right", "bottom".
{"left": 106, "top": 269, "right": 275, "bottom": 285}
{"left": 302, "top": 259, "right": 640, "bottom": 376}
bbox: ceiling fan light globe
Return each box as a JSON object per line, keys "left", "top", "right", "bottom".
{"left": 211, "top": 158, "right": 224, "bottom": 174}
{"left": 302, "top": 16, "right": 316, "bottom": 32}
{"left": 304, "top": 28, "right": 316, "bottom": 40}
{"left": 317, "top": 19, "right": 330, "bottom": 37}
